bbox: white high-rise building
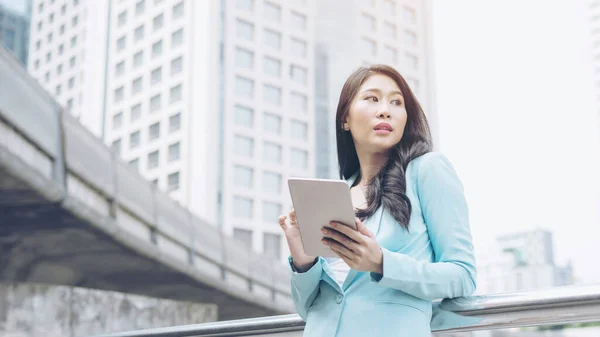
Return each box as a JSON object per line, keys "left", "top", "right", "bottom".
{"left": 591, "top": 0, "right": 600, "bottom": 126}
{"left": 314, "top": 0, "right": 438, "bottom": 179}
{"left": 27, "top": 0, "right": 109, "bottom": 137}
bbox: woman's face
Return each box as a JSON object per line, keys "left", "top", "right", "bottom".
{"left": 344, "top": 74, "right": 408, "bottom": 154}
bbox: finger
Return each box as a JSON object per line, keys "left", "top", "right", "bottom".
{"left": 328, "top": 221, "right": 364, "bottom": 243}
{"left": 355, "top": 218, "right": 374, "bottom": 238}
{"left": 323, "top": 238, "right": 354, "bottom": 261}
{"left": 322, "top": 228, "right": 357, "bottom": 251}
{"left": 278, "top": 215, "right": 288, "bottom": 228}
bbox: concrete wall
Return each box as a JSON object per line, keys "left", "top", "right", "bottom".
{"left": 0, "top": 283, "right": 217, "bottom": 337}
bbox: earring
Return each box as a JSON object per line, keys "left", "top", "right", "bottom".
{"left": 343, "top": 123, "right": 350, "bottom": 131}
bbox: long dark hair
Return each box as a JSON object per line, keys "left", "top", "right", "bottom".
{"left": 336, "top": 65, "right": 432, "bottom": 230}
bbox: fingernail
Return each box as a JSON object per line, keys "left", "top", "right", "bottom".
{"left": 321, "top": 228, "right": 327, "bottom": 234}
{"left": 321, "top": 239, "right": 328, "bottom": 244}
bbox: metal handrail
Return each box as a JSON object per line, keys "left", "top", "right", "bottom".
{"left": 90, "top": 284, "right": 600, "bottom": 336}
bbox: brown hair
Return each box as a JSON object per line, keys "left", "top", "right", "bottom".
{"left": 335, "top": 64, "right": 432, "bottom": 230}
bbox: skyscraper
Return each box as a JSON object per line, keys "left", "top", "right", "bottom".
{"left": 591, "top": 0, "right": 600, "bottom": 128}
{"left": 314, "top": 0, "right": 438, "bottom": 179}
{"left": 0, "top": 0, "right": 32, "bottom": 66}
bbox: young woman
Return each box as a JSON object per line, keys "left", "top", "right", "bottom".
{"left": 278, "top": 64, "right": 477, "bottom": 336}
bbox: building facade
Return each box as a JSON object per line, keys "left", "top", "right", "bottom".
{"left": 314, "top": 0, "right": 438, "bottom": 179}
{"left": 0, "top": 0, "right": 32, "bottom": 66}
{"left": 476, "top": 229, "right": 575, "bottom": 295}
{"left": 591, "top": 1, "right": 600, "bottom": 131}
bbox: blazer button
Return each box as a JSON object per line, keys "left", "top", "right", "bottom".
{"left": 336, "top": 294, "right": 344, "bottom": 304}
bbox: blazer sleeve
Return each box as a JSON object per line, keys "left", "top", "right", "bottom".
{"left": 369, "top": 153, "right": 477, "bottom": 301}
{"left": 288, "top": 256, "right": 325, "bottom": 320}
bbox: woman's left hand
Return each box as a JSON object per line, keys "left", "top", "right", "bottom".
{"left": 321, "top": 218, "right": 383, "bottom": 274}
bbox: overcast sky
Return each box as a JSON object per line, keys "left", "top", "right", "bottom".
{"left": 432, "top": 0, "right": 600, "bottom": 284}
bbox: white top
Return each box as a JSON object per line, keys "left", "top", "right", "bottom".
{"left": 327, "top": 257, "right": 351, "bottom": 287}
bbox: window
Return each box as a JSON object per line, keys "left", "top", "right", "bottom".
{"left": 134, "top": 25, "right": 145, "bottom": 42}
{"left": 404, "top": 30, "right": 417, "bottom": 47}
{"left": 68, "top": 77, "right": 75, "bottom": 89}
{"left": 44, "top": 72, "right": 49, "bottom": 82}
{"left": 384, "top": 22, "right": 396, "bottom": 39}
{"left": 46, "top": 52, "right": 52, "bottom": 63}
{"left": 49, "top": 13, "right": 54, "bottom": 23}
{"left": 59, "top": 25, "right": 65, "bottom": 35}
{"left": 262, "top": 171, "right": 281, "bottom": 194}
{"left": 133, "top": 50, "right": 143, "bottom": 67}
{"left": 71, "top": 36, "right": 77, "bottom": 47}
{"left": 169, "top": 113, "right": 181, "bottom": 132}
{"left": 113, "top": 112, "right": 123, "bottom": 130}
{"left": 235, "top": 76, "right": 254, "bottom": 99}
{"left": 236, "top": 20, "right": 254, "bottom": 41}
{"left": 363, "top": 38, "right": 376, "bottom": 56}
{"left": 291, "top": 38, "right": 306, "bottom": 57}
{"left": 117, "top": 36, "right": 126, "bottom": 51}
{"left": 233, "top": 196, "right": 253, "bottom": 218}
{"left": 263, "top": 233, "right": 281, "bottom": 259}
{"left": 233, "top": 228, "right": 252, "bottom": 248}
{"left": 38, "top": 3, "right": 43, "bottom": 12}
{"left": 35, "top": 40, "right": 41, "bottom": 51}
{"left": 151, "top": 67, "right": 162, "bottom": 85}
{"left": 264, "top": 57, "right": 281, "bottom": 77}
{"left": 35, "top": 60, "right": 40, "bottom": 70}
{"left": 233, "top": 165, "right": 253, "bottom": 188}
{"left": 262, "top": 202, "right": 281, "bottom": 223}
{"left": 383, "top": 0, "right": 396, "bottom": 14}
{"left": 235, "top": 48, "right": 253, "bottom": 69}
{"left": 264, "top": 2, "right": 281, "bottom": 22}
{"left": 132, "top": 77, "right": 142, "bottom": 94}
{"left": 263, "top": 141, "right": 282, "bottom": 164}
{"left": 291, "top": 12, "right": 307, "bottom": 31}
{"left": 38, "top": 22, "right": 42, "bottom": 31}
{"left": 362, "top": 13, "right": 375, "bottom": 32}
{"left": 67, "top": 99, "right": 73, "bottom": 109}
{"left": 406, "top": 53, "right": 418, "bottom": 70}
{"left": 129, "top": 158, "right": 139, "bottom": 170}
{"left": 234, "top": 105, "right": 254, "bottom": 127}
{"left": 47, "top": 33, "right": 53, "bottom": 43}
{"left": 167, "top": 171, "right": 180, "bottom": 191}
{"left": 72, "top": 15, "right": 78, "bottom": 27}
{"left": 57, "top": 64, "right": 63, "bottom": 75}
{"left": 152, "top": 40, "right": 163, "bottom": 58}
{"left": 56, "top": 85, "right": 61, "bottom": 96}
{"left": 112, "top": 139, "right": 122, "bottom": 155}
{"left": 291, "top": 120, "right": 308, "bottom": 140}
{"left": 171, "top": 28, "right": 183, "bottom": 48}
{"left": 403, "top": 6, "right": 416, "bottom": 24}
{"left": 114, "top": 86, "right": 124, "bottom": 103}
{"left": 264, "top": 85, "right": 281, "bottom": 105}
{"left": 264, "top": 29, "right": 281, "bottom": 49}
{"left": 170, "top": 84, "right": 182, "bottom": 103}
{"left": 135, "top": 0, "right": 145, "bottom": 16}
{"left": 171, "top": 56, "right": 183, "bottom": 75}
{"left": 148, "top": 150, "right": 159, "bottom": 169}
{"left": 130, "top": 131, "right": 141, "bottom": 149}
{"left": 290, "top": 92, "right": 307, "bottom": 114}
{"left": 172, "top": 1, "right": 184, "bottom": 19}
{"left": 70, "top": 56, "right": 76, "bottom": 68}
{"left": 153, "top": 14, "right": 164, "bottom": 31}
{"left": 291, "top": 148, "right": 308, "bottom": 168}
{"left": 234, "top": 135, "right": 254, "bottom": 157}
{"left": 118, "top": 11, "right": 127, "bottom": 27}
{"left": 150, "top": 95, "right": 161, "bottom": 113}
{"left": 290, "top": 65, "right": 307, "bottom": 84}
{"left": 116, "top": 61, "right": 125, "bottom": 77}
{"left": 131, "top": 103, "right": 142, "bottom": 121}
{"left": 168, "top": 142, "right": 180, "bottom": 162}
{"left": 384, "top": 46, "right": 398, "bottom": 63}
{"left": 263, "top": 113, "right": 281, "bottom": 134}
{"left": 236, "top": 0, "right": 253, "bottom": 11}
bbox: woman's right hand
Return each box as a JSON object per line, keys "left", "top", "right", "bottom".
{"left": 279, "top": 209, "right": 317, "bottom": 272}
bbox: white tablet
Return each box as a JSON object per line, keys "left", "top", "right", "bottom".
{"left": 288, "top": 177, "right": 357, "bottom": 258}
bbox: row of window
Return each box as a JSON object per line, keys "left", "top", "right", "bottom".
{"left": 37, "top": 0, "right": 80, "bottom": 14}
{"left": 233, "top": 135, "right": 309, "bottom": 168}
{"left": 149, "top": 171, "right": 180, "bottom": 192}
{"left": 123, "top": 142, "right": 181, "bottom": 171}
{"left": 362, "top": 38, "right": 420, "bottom": 69}
{"left": 37, "top": 11, "right": 78, "bottom": 32}
{"left": 235, "top": 0, "right": 308, "bottom": 32}
{"left": 117, "top": 0, "right": 184, "bottom": 24}
{"left": 233, "top": 166, "right": 282, "bottom": 194}
{"left": 361, "top": 14, "right": 417, "bottom": 46}
{"left": 233, "top": 228, "right": 281, "bottom": 259}
{"left": 116, "top": 27, "right": 183, "bottom": 55}
{"left": 114, "top": 82, "right": 182, "bottom": 108}
{"left": 366, "top": 0, "right": 417, "bottom": 23}
{"left": 33, "top": 36, "right": 78, "bottom": 70}
{"left": 234, "top": 105, "right": 308, "bottom": 140}
{"left": 235, "top": 48, "right": 308, "bottom": 84}
{"left": 111, "top": 112, "right": 181, "bottom": 143}
{"left": 236, "top": 19, "right": 308, "bottom": 58}
{"left": 116, "top": 54, "right": 182, "bottom": 81}
{"left": 234, "top": 76, "right": 308, "bottom": 111}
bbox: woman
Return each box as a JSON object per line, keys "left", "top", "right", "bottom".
{"left": 278, "top": 64, "right": 477, "bottom": 336}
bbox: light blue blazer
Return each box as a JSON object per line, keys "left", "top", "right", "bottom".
{"left": 288, "top": 152, "right": 477, "bottom": 337}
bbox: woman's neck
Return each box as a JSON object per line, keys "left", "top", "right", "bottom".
{"left": 356, "top": 148, "right": 389, "bottom": 187}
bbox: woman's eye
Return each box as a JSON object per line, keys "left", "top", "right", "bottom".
{"left": 391, "top": 100, "right": 402, "bottom": 106}
{"left": 366, "top": 96, "right": 378, "bottom": 102}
